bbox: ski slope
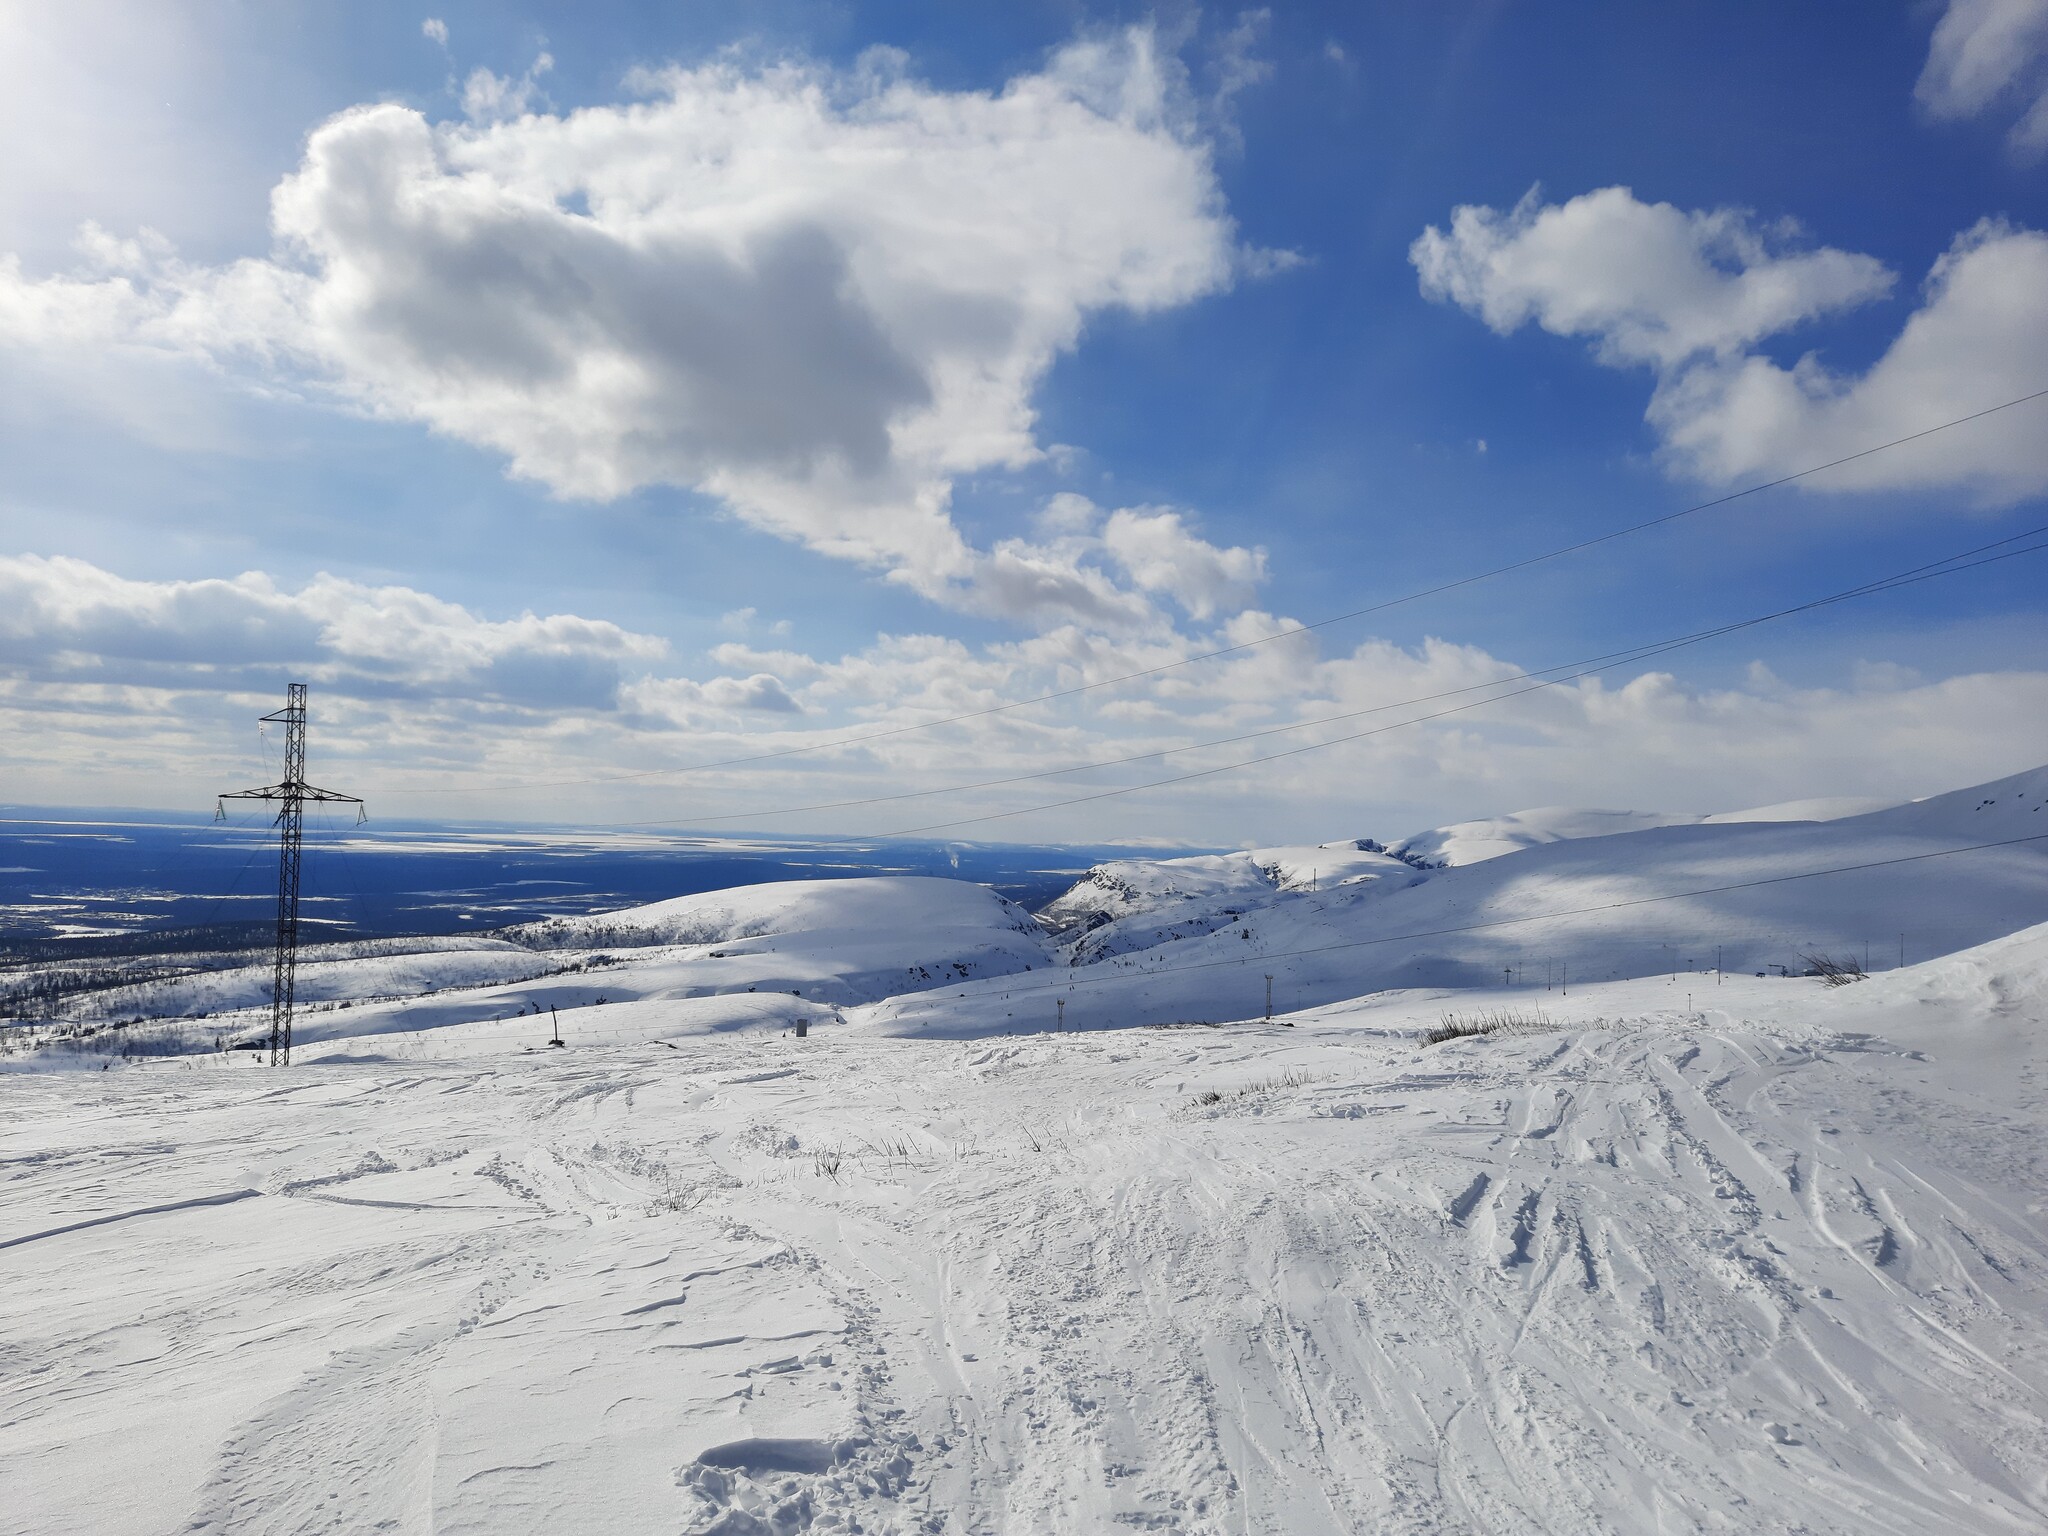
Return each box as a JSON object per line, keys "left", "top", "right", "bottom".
{"left": 4, "top": 765, "right": 2048, "bottom": 1533}
{"left": 4, "top": 929, "right": 2047, "bottom": 1533}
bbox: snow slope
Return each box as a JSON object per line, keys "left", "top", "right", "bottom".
{"left": 1392, "top": 795, "right": 1896, "bottom": 868}
{"left": 1038, "top": 841, "right": 1428, "bottom": 964}
{"left": 279, "top": 877, "right": 1054, "bottom": 1046}
{"left": 868, "top": 764, "right": 2048, "bottom": 1037}
{"left": 499, "top": 875, "right": 1046, "bottom": 954}
{"left": 4, "top": 925, "right": 2046, "bottom": 1533}
{"left": 3, "top": 876, "right": 1058, "bottom": 1049}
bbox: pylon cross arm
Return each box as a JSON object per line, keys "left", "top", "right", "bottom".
{"left": 219, "top": 783, "right": 362, "bottom": 803}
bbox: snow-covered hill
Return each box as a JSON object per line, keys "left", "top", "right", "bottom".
{"left": 868, "top": 764, "right": 2048, "bottom": 1037}
{"left": 1038, "top": 841, "right": 1430, "bottom": 964}
{"left": 306, "top": 876, "right": 1058, "bottom": 1043}
{"left": 1388, "top": 795, "right": 1894, "bottom": 867}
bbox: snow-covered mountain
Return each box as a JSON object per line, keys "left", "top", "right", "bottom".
{"left": 1037, "top": 840, "right": 1431, "bottom": 964}
{"left": 867, "top": 764, "right": 2048, "bottom": 1036}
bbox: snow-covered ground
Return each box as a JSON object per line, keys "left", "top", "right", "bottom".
{"left": 5, "top": 766, "right": 2048, "bottom": 1533}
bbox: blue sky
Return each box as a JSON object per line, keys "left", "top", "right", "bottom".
{"left": 3, "top": 0, "right": 2047, "bottom": 844}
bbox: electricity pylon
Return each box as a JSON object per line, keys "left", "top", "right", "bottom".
{"left": 218, "top": 684, "right": 363, "bottom": 1065}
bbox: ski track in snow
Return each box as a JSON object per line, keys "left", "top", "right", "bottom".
{"left": 5, "top": 972, "right": 2048, "bottom": 1535}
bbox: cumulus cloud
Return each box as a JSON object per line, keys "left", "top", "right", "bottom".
{"left": 1918, "top": 0, "right": 2048, "bottom": 157}
{"left": 0, "top": 554, "right": 665, "bottom": 709}
{"left": 1411, "top": 186, "right": 1893, "bottom": 369}
{"left": 0, "top": 28, "right": 1242, "bottom": 606}
{"left": 1649, "top": 221, "right": 2048, "bottom": 497}
{"left": 1101, "top": 506, "right": 1266, "bottom": 618}
{"left": 1414, "top": 187, "right": 2048, "bottom": 502}
{"left": 626, "top": 671, "right": 803, "bottom": 721}
{"left": 956, "top": 495, "right": 1266, "bottom": 629}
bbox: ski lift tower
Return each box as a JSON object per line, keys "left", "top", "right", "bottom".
{"left": 218, "top": 683, "right": 364, "bottom": 1065}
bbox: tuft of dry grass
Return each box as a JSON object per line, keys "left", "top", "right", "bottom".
{"left": 1190, "top": 1070, "right": 1324, "bottom": 1108}
{"left": 1799, "top": 952, "right": 1866, "bottom": 987}
{"left": 1420, "top": 1007, "right": 1551, "bottom": 1046}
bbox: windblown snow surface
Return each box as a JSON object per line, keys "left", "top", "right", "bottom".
{"left": 5, "top": 768, "right": 2048, "bottom": 1534}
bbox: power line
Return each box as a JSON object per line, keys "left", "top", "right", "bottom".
{"left": 911, "top": 831, "right": 2048, "bottom": 1006}
{"left": 599, "top": 525, "right": 2048, "bottom": 836}
{"left": 389, "top": 385, "right": 2048, "bottom": 799}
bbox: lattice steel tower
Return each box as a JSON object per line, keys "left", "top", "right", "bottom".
{"left": 218, "top": 684, "right": 363, "bottom": 1065}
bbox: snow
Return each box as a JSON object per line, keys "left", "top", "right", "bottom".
{"left": 5, "top": 766, "right": 2048, "bottom": 1532}
{"left": 1037, "top": 842, "right": 1426, "bottom": 965}
{"left": 871, "top": 763, "right": 2048, "bottom": 1037}
{"left": 1395, "top": 794, "right": 1897, "bottom": 867}
{"left": 1703, "top": 794, "right": 1896, "bottom": 824}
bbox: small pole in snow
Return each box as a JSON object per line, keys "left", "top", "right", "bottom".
{"left": 1503, "top": 966, "right": 1512, "bottom": 989}
{"left": 1056, "top": 998, "right": 1065, "bottom": 1031}
{"left": 1264, "top": 974, "right": 1273, "bottom": 1022}
{"left": 1562, "top": 960, "right": 1568, "bottom": 997}
{"left": 1717, "top": 944, "right": 1723, "bottom": 984}
{"left": 548, "top": 1007, "right": 563, "bottom": 1048}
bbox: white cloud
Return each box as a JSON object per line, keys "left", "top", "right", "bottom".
{"left": 1412, "top": 186, "right": 1892, "bottom": 369}
{"left": 422, "top": 18, "right": 449, "bottom": 47}
{"left": 461, "top": 52, "right": 553, "bottom": 124}
{"left": 2, "top": 554, "right": 2041, "bottom": 841}
{"left": 626, "top": 671, "right": 803, "bottom": 720}
{"left": 0, "top": 28, "right": 1243, "bottom": 608}
{"left": 1101, "top": 506, "right": 1266, "bottom": 619}
{"left": 0, "top": 554, "right": 665, "bottom": 709}
{"left": 1649, "top": 221, "right": 2048, "bottom": 497}
{"left": 1033, "top": 491, "right": 1101, "bottom": 536}
{"left": 952, "top": 495, "right": 1266, "bottom": 629}
{"left": 1918, "top": 0, "right": 2048, "bottom": 157}
{"left": 971, "top": 538, "right": 1155, "bottom": 632}
{"left": 1206, "top": 9, "right": 1273, "bottom": 154}
{"left": 716, "top": 606, "right": 791, "bottom": 638}
{"left": 1414, "top": 187, "right": 2048, "bottom": 502}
